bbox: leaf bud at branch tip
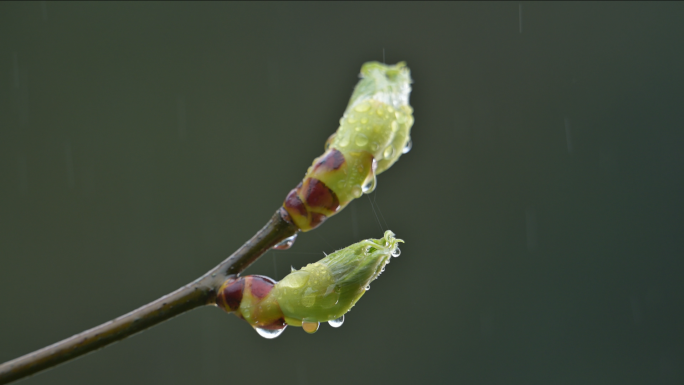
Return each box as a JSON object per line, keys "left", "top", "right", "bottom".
{"left": 216, "top": 231, "right": 404, "bottom": 338}
{"left": 282, "top": 62, "right": 414, "bottom": 231}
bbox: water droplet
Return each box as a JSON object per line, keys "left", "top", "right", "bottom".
{"left": 383, "top": 145, "right": 394, "bottom": 159}
{"left": 273, "top": 234, "right": 298, "bottom": 250}
{"left": 339, "top": 135, "right": 350, "bottom": 147}
{"left": 387, "top": 106, "right": 395, "bottom": 113}
{"left": 355, "top": 133, "right": 369, "bottom": 146}
{"left": 395, "top": 112, "right": 406, "bottom": 124}
{"left": 328, "top": 315, "right": 345, "bottom": 328}
{"left": 370, "top": 141, "right": 379, "bottom": 151}
{"left": 365, "top": 285, "right": 371, "bottom": 291}
{"left": 392, "top": 246, "right": 401, "bottom": 257}
{"left": 362, "top": 174, "right": 377, "bottom": 194}
{"left": 302, "top": 320, "right": 320, "bottom": 334}
{"left": 255, "top": 326, "right": 286, "bottom": 339}
{"left": 402, "top": 138, "right": 412, "bottom": 154}
{"left": 391, "top": 120, "right": 399, "bottom": 132}
{"left": 291, "top": 266, "right": 296, "bottom": 273}
{"left": 361, "top": 117, "right": 368, "bottom": 124}
{"left": 354, "top": 102, "right": 370, "bottom": 112}
{"left": 348, "top": 117, "right": 357, "bottom": 124}
{"left": 351, "top": 186, "right": 362, "bottom": 198}
{"left": 354, "top": 126, "right": 362, "bottom": 132}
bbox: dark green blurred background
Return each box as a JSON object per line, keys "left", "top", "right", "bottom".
{"left": 1, "top": 2, "right": 683, "bottom": 384}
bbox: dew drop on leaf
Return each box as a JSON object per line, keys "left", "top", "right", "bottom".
{"left": 355, "top": 133, "right": 369, "bottom": 146}
{"left": 354, "top": 102, "right": 370, "bottom": 112}
{"left": 351, "top": 186, "right": 363, "bottom": 198}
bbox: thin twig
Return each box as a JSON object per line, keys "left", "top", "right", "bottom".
{"left": 0, "top": 209, "right": 298, "bottom": 385}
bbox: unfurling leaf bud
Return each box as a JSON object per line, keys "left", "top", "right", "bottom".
{"left": 282, "top": 62, "right": 414, "bottom": 231}
{"left": 216, "top": 231, "right": 404, "bottom": 338}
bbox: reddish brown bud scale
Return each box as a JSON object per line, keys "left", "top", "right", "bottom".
{"left": 284, "top": 189, "right": 308, "bottom": 217}
{"left": 304, "top": 179, "right": 339, "bottom": 211}
{"left": 309, "top": 212, "right": 327, "bottom": 228}
{"left": 216, "top": 275, "right": 286, "bottom": 334}
{"left": 313, "top": 148, "right": 346, "bottom": 172}
{"left": 247, "top": 275, "right": 276, "bottom": 299}
{"left": 216, "top": 277, "right": 244, "bottom": 312}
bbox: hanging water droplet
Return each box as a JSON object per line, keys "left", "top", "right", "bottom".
{"left": 362, "top": 174, "right": 377, "bottom": 194}
{"left": 365, "top": 285, "right": 371, "bottom": 291}
{"left": 255, "top": 326, "right": 286, "bottom": 339}
{"left": 273, "top": 234, "right": 298, "bottom": 250}
{"left": 355, "top": 133, "right": 369, "bottom": 146}
{"left": 328, "top": 315, "right": 345, "bottom": 328}
{"left": 291, "top": 266, "right": 296, "bottom": 273}
{"left": 383, "top": 145, "right": 394, "bottom": 159}
{"left": 402, "top": 138, "right": 412, "bottom": 154}
{"left": 302, "top": 320, "right": 320, "bottom": 334}
{"left": 391, "top": 246, "right": 401, "bottom": 257}
{"left": 351, "top": 186, "right": 363, "bottom": 198}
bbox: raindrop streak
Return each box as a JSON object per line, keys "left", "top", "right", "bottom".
{"left": 328, "top": 315, "right": 344, "bottom": 328}
{"left": 177, "top": 96, "right": 187, "bottom": 140}
{"left": 273, "top": 233, "right": 298, "bottom": 250}
{"left": 391, "top": 246, "right": 401, "bottom": 257}
{"left": 41, "top": 1, "right": 48, "bottom": 20}
{"left": 17, "top": 154, "right": 27, "bottom": 192}
{"left": 255, "top": 326, "right": 286, "bottom": 339}
{"left": 526, "top": 207, "right": 537, "bottom": 252}
{"left": 564, "top": 118, "right": 573, "bottom": 154}
{"left": 302, "top": 321, "right": 319, "bottom": 334}
{"left": 402, "top": 138, "right": 412, "bottom": 154}
{"left": 65, "top": 141, "right": 75, "bottom": 189}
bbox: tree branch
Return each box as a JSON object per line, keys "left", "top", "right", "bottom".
{"left": 0, "top": 209, "right": 298, "bottom": 385}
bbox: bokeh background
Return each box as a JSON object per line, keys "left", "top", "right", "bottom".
{"left": 1, "top": 2, "right": 683, "bottom": 384}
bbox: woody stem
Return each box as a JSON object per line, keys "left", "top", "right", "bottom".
{"left": 0, "top": 209, "right": 299, "bottom": 385}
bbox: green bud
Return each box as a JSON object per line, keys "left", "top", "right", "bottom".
{"left": 282, "top": 62, "right": 413, "bottom": 231}
{"left": 274, "top": 230, "right": 403, "bottom": 327}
